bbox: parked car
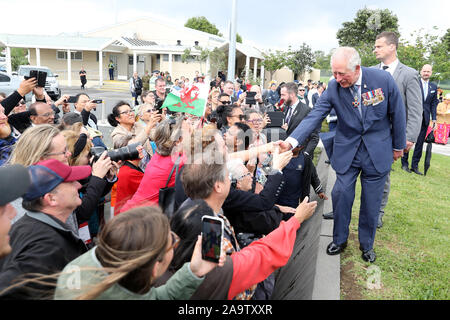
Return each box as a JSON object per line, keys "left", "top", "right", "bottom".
{"left": 15, "top": 65, "right": 61, "bottom": 101}
{"left": 0, "top": 71, "right": 24, "bottom": 99}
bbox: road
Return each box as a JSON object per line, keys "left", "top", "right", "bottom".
{"left": 59, "top": 86, "right": 135, "bottom": 124}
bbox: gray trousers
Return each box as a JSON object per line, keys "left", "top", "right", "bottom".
{"left": 379, "top": 172, "right": 390, "bottom": 219}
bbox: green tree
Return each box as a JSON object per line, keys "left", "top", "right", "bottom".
{"left": 285, "top": 43, "right": 315, "bottom": 79}
{"left": 336, "top": 8, "right": 399, "bottom": 47}
{"left": 313, "top": 50, "right": 331, "bottom": 70}
{"left": 208, "top": 47, "right": 227, "bottom": 79}
{"left": 181, "top": 45, "right": 210, "bottom": 75}
{"left": 261, "top": 50, "right": 287, "bottom": 81}
{"left": 236, "top": 33, "right": 243, "bottom": 44}
{"left": 185, "top": 16, "right": 221, "bottom": 36}
{"left": 397, "top": 28, "right": 450, "bottom": 82}
{"left": 0, "top": 47, "right": 29, "bottom": 71}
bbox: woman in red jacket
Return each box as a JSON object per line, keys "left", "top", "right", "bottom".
{"left": 119, "top": 117, "right": 186, "bottom": 213}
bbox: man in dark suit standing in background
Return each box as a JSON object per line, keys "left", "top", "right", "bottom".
{"left": 279, "top": 47, "right": 406, "bottom": 263}
{"left": 402, "top": 64, "right": 439, "bottom": 175}
{"left": 373, "top": 31, "right": 423, "bottom": 228}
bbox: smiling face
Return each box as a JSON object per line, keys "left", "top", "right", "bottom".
{"left": 116, "top": 105, "right": 136, "bottom": 127}
{"left": 331, "top": 58, "right": 360, "bottom": 89}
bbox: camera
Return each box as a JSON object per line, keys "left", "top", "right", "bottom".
{"left": 90, "top": 142, "right": 141, "bottom": 163}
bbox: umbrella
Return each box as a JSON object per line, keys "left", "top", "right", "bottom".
{"left": 424, "top": 143, "right": 432, "bottom": 175}
{"left": 423, "top": 127, "right": 435, "bottom": 176}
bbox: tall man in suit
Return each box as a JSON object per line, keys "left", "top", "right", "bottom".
{"left": 373, "top": 31, "right": 423, "bottom": 228}
{"left": 279, "top": 47, "right": 406, "bottom": 262}
{"left": 402, "top": 64, "right": 439, "bottom": 175}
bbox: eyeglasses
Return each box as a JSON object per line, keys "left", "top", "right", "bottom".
{"left": 38, "top": 111, "right": 55, "bottom": 117}
{"left": 236, "top": 172, "right": 252, "bottom": 181}
{"left": 166, "top": 231, "right": 180, "bottom": 252}
{"left": 46, "top": 147, "right": 70, "bottom": 157}
{"left": 119, "top": 109, "right": 134, "bottom": 115}
{"left": 220, "top": 100, "right": 231, "bottom": 105}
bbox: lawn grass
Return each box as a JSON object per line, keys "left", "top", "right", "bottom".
{"left": 340, "top": 150, "right": 450, "bottom": 300}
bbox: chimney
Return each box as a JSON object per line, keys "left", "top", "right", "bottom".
{"left": 194, "top": 41, "right": 199, "bottom": 46}
{"left": 177, "top": 40, "right": 181, "bottom": 46}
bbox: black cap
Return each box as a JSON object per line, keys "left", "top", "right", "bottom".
{"left": 0, "top": 164, "right": 31, "bottom": 206}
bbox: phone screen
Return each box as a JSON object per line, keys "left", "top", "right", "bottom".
{"left": 201, "top": 216, "right": 223, "bottom": 263}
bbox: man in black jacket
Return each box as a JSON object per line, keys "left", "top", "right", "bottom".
{"left": 0, "top": 159, "right": 90, "bottom": 299}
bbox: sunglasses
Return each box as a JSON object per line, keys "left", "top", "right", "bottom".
{"left": 220, "top": 100, "right": 231, "bottom": 105}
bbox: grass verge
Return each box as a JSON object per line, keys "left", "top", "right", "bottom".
{"left": 340, "top": 150, "right": 450, "bottom": 300}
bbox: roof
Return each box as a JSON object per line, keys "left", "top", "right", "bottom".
{"left": 0, "top": 34, "right": 114, "bottom": 51}
{"left": 219, "top": 41, "right": 264, "bottom": 59}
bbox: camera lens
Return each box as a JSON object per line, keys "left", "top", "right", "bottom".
{"left": 107, "top": 143, "right": 140, "bottom": 162}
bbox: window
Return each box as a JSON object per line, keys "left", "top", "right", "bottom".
{"left": 173, "top": 54, "right": 182, "bottom": 62}
{"left": 0, "top": 74, "right": 10, "bottom": 82}
{"left": 162, "top": 54, "right": 169, "bottom": 62}
{"left": 56, "top": 51, "right": 83, "bottom": 61}
{"left": 128, "top": 55, "right": 133, "bottom": 65}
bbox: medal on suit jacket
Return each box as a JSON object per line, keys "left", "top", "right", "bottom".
{"left": 362, "top": 88, "right": 385, "bottom": 106}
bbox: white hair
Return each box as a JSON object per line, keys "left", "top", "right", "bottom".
{"left": 330, "top": 47, "right": 361, "bottom": 71}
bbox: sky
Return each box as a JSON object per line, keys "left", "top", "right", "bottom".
{"left": 0, "top": 0, "right": 448, "bottom": 53}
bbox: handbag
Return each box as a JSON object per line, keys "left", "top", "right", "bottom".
{"left": 425, "top": 127, "right": 435, "bottom": 143}
{"left": 158, "top": 155, "right": 181, "bottom": 219}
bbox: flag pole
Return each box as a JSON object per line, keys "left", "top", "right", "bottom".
{"left": 227, "top": 0, "right": 237, "bottom": 81}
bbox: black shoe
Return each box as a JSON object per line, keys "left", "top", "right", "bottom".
{"left": 401, "top": 165, "right": 411, "bottom": 173}
{"left": 411, "top": 168, "right": 423, "bottom": 175}
{"left": 323, "top": 211, "right": 334, "bottom": 219}
{"left": 361, "top": 249, "right": 376, "bottom": 263}
{"left": 377, "top": 216, "right": 383, "bottom": 229}
{"left": 326, "top": 241, "right": 347, "bottom": 255}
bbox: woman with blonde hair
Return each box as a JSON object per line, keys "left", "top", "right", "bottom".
{"left": 54, "top": 206, "right": 222, "bottom": 299}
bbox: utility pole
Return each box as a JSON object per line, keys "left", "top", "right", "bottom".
{"left": 227, "top": 0, "right": 237, "bottom": 81}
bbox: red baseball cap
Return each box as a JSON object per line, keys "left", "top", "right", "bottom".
{"left": 23, "top": 159, "right": 91, "bottom": 201}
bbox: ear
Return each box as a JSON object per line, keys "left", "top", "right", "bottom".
{"left": 42, "top": 192, "right": 57, "bottom": 207}
{"left": 152, "top": 261, "right": 160, "bottom": 280}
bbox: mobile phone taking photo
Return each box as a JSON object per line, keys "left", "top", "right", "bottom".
{"left": 201, "top": 215, "right": 223, "bottom": 263}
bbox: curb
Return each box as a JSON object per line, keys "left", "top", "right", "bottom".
{"left": 311, "top": 144, "right": 340, "bottom": 300}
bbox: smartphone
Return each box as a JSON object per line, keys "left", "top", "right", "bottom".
{"left": 92, "top": 99, "right": 103, "bottom": 104}
{"left": 245, "top": 91, "right": 256, "bottom": 105}
{"left": 37, "top": 71, "right": 47, "bottom": 87}
{"left": 67, "top": 96, "right": 77, "bottom": 103}
{"left": 201, "top": 215, "right": 223, "bottom": 263}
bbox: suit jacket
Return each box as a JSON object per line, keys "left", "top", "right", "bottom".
{"left": 419, "top": 80, "right": 438, "bottom": 125}
{"left": 287, "top": 67, "right": 406, "bottom": 175}
{"left": 374, "top": 62, "right": 422, "bottom": 143}
{"left": 284, "top": 99, "right": 319, "bottom": 155}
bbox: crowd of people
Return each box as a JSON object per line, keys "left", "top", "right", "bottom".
{"left": 0, "top": 30, "right": 447, "bottom": 300}
{"left": 0, "top": 67, "right": 322, "bottom": 300}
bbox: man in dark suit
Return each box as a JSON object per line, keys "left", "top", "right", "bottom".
{"left": 279, "top": 47, "right": 406, "bottom": 263}
{"left": 402, "top": 64, "right": 439, "bottom": 175}
{"left": 281, "top": 82, "right": 319, "bottom": 154}
{"left": 373, "top": 31, "right": 423, "bottom": 228}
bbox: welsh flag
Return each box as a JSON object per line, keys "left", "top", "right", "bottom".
{"left": 161, "top": 83, "right": 208, "bottom": 117}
